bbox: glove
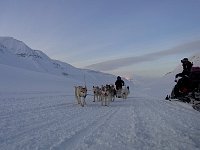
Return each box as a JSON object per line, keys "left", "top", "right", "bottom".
{"left": 175, "top": 74, "right": 179, "bottom": 78}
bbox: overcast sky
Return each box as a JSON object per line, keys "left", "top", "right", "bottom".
{"left": 1, "top": 0, "right": 200, "bottom": 78}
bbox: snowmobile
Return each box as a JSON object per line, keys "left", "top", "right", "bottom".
{"left": 169, "top": 67, "right": 200, "bottom": 105}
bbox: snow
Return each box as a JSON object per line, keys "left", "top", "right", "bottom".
{"left": 1, "top": 64, "right": 200, "bottom": 150}
{"left": 0, "top": 37, "right": 200, "bottom": 150}
{"left": 1, "top": 92, "right": 200, "bottom": 150}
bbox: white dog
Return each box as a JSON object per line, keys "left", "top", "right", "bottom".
{"left": 93, "top": 86, "right": 101, "bottom": 102}
{"left": 106, "top": 84, "right": 116, "bottom": 102}
{"left": 75, "top": 86, "right": 87, "bottom": 107}
{"left": 100, "top": 84, "right": 116, "bottom": 106}
{"left": 121, "top": 86, "right": 130, "bottom": 99}
{"left": 100, "top": 85, "right": 110, "bottom": 106}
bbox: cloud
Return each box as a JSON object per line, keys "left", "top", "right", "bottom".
{"left": 85, "top": 40, "right": 200, "bottom": 71}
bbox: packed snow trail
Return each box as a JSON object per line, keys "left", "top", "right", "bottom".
{"left": 0, "top": 91, "right": 200, "bottom": 150}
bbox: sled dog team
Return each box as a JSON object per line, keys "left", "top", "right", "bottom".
{"left": 74, "top": 84, "right": 130, "bottom": 107}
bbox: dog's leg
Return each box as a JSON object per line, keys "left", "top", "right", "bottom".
{"left": 80, "top": 97, "right": 84, "bottom": 107}
{"left": 83, "top": 97, "right": 86, "bottom": 107}
{"left": 97, "top": 95, "right": 99, "bottom": 101}
{"left": 122, "top": 92, "right": 125, "bottom": 99}
{"left": 93, "top": 94, "right": 95, "bottom": 102}
{"left": 78, "top": 96, "right": 81, "bottom": 106}
{"left": 75, "top": 87, "right": 80, "bottom": 104}
{"left": 124, "top": 94, "right": 126, "bottom": 99}
{"left": 113, "top": 94, "right": 115, "bottom": 101}
{"left": 84, "top": 96, "right": 86, "bottom": 106}
{"left": 107, "top": 96, "right": 110, "bottom": 106}
{"left": 100, "top": 95, "right": 102, "bottom": 102}
{"left": 101, "top": 96, "right": 106, "bottom": 106}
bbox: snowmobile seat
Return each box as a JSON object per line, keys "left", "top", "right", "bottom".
{"left": 189, "top": 67, "right": 200, "bottom": 90}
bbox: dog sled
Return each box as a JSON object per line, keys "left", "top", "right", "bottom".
{"left": 116, "top": 86, "right": 130, "bottom": 99}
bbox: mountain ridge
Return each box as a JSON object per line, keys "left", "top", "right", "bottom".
{"left": 0, "top": 36, "right": 88, "bottom": 77}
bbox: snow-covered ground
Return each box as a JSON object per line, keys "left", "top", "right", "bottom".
{"left": 0, "top": 37, "right": 200, "bottom": 150}
{"left": 0, "top": 64, "right": 200, "bottom": 150}
{"left": 1, "top": 90, "right": 200, "bottom": 150}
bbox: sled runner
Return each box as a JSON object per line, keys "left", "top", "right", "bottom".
{"left": 192, "top": 103, "right": 200, "bottom": 112}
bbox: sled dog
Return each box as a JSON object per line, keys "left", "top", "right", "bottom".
{"left": 100, "top": 84, "right": 116, "bottom": 106}
{"left": 93, "top": 86, "right": 101, "bottom": 102}
{"left": 100, "top": 85, "right": 111, "bottom": 106}
{"left": 75, "top": 86, "right": 87, "bottom": 107}
{"left": 107, "top": 84, "right": 116, "bottom": 102}
{"left": 121, "top": 86, "right": 130, "bottom": 99}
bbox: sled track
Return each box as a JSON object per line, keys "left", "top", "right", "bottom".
{"left": 0, "top": 94, "right": 76, "bottom": 120}
{"left": 1, "top": 92, "right": 200, "bottom": 149}
{"left": 51, "top": 108, "right": 118, "bottom": 150}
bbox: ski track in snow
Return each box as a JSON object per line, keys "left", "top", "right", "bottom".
{"left": 0, "top": 92, "right": 200, "bottom": 150}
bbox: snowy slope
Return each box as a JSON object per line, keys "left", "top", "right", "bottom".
{"left": 0, "top": 37, "right": 85, "bottom": 77}
{"left": 0, "top": 63, "right": 127, "bottom": 95}
{"left": 0, "top": 36, "right": 128, "bottom": 85}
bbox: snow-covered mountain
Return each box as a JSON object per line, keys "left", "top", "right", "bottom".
{"left": 0, "top": 36, "right": 132, "bottom": 92}
{"left": 0, "top": 36, "right": 82, "bottom": 77}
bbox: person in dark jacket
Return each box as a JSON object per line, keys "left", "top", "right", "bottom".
{"left": 115, "top": 76, "right": 125, "bottom": 90}
{"left": 176, "top": 58, "right": 193, "bottom": 78}
{"left": 174, "top": 58, "right": 193, "bottom": 98}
